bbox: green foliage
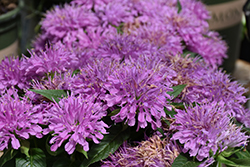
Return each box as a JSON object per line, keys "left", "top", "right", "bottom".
{"left": 20, "top": 140, "right": 30, "bottom": 158}
{"left": 0, "top": 148, "right": 18, "bottom": 167}
{"left": 108, "top": 108, "right": 121, "bottom": 116}
{"left": 172, "top": 153, "right": 202, "bottom": 167}
{"left": 29, "top": 89, "right": 67, "bottom": 103}
{"left": 177, "top": 0, "right": 182, "bottom": 13}
{"left": 80, "top": 124, "right": 130, "bottom": 167}
{"left": 167, "top": 84, "right": 186, "bottom": 99}
{"left": 15, "top": 148, "right": 46, "bottom": 167}
{"left": 164, "top": 107, "right": 177, "bottom": 118}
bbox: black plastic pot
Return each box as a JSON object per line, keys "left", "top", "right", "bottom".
{"left": 0, "top": 2, "right": 20, "bottom": 61}
{"left": 203, "top": 0, "right": 246, "bottom": 73}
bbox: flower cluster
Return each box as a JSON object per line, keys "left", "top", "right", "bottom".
{"left": 44, "top": 94, "right": 108, "bottom": 154}
{"left": 171, "top": 102, "right": 248, "bottom": 161}
{"left": 34, "top": 0, "right": 227, "bottom": 67}
{"left": 0, "top": 89, "right": 43, "bottom": 150}
{"left": 0, "top": 0, "right": 249, "bottom": 166}
{"left": 102, "top": 135, "right": 181, "bottom": 167}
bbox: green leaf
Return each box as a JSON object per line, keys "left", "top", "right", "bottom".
{"left": 15, "top": 148, "right": 46, "bottom": 167}
{"left": 52, "top": 158, "right": 80, "bottom": 167}
{"left": 71, "top": 69, "right": 80, "bottom": 76}
{"left": 177, "top": 0, "right": 182, "bottom": 13}
{"left": 172, "top": 153, "right": 202, "bottom": 167}
{"left": 76, "top": 145, "right": 88, "bottom": 159}
{"left": 216, "top": 154, "right": 238, "bottom": 166}
{"left": 182, "top": 50, "right": 199, "bottom": 58}
{"left": 164, "top": 107, "right": 177, "bottom": 118}
{"left": 29, "top": 89, "right": 67, "bottom": 103}
{"left": 167, "top": 85, "right": 186, "bottom": 99}
{"left": 235, "top": 149, "right": 250, "bottom": 159}
{"left": 20, "top": 140, "right": 30, "bottom": 157}
{"left": 45, "top": 136, "right": 61, "bottom": 156}
{"left": 157, "top": 128, "right": 165, "bottom": 137}
{"left": 108, "top": 108, "right": 121, "bottom": 116}
{"left": 80, "top": 124, "right": 130, "bottom": 167}
{"left": 229, "top": 157, "right": 250, "bottom": 167}
{"left": 0, "top": 148, "right": 18, "bottom": 167}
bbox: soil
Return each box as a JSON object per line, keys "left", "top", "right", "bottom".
{"left": 0, "top": 0, "right": 18, "bottom": 15}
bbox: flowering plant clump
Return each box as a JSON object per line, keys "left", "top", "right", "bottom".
{"left": 1, "top": 0, "right": 250, "bottom": 167}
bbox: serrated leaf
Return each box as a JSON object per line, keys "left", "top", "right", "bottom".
{"left": 29, "top": 89, "right": 67, "bottom": 103}
{"left": 80, "top": 124, "right": 130, "bottom": 167}
{"left": 167, "top": 85, "right": 186, "bottom": 99}
{"left": 15, "top": 148, "right": 46, "bottom": 167}
{"left": 0, "top": 148, "right": 18, "bottom": 167}
{"left": 172, "top": 153, "right": 201, "bottom": 167}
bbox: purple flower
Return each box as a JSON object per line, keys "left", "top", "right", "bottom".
{"left": 102, "top": 135, "right": 180, "bottom": 167}
{"left": 95, "top": 35, "right": 160, "bottom": 63}
{"left": 103, "top": 56, "right": 176, "bottom": 130}
{"left": 34, "top": 4, "right": 100, "bottom": 50}
{"left": 45, "top": 94, "right": 108, "bottom": 154}
{"left": 0, "top": 89, "right": 43, "bottom": 150}
{"left": 171, "top": 101, "right": 249, "bottom": 161}
{"left": 22, "top": 43, "right": 79, "bottom": 78}
{"left": 187, "top": 31, "right": 228, "bottom": 67}
{"left": 123, "top": 0, "right": 227, "bottom": 67}
{"left": 0, "top": 56, "right": 29, "bottom": 90}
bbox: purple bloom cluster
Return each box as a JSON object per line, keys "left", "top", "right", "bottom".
{"left": 171, "top": 101, "right": 248, "bottom": 161}
{"left": 34, "top": 0, "right": 227, "bottom": 67}
{"left": 0, "top": 56, "right": 28, "bottom": 90}
{"left": 44, "top": 94, "right": 108, "bottom": 154}
{"left": 102, "top": 135, "right": 180, "bottom": 167}
{"left": 103, "top": 57, "right": 175, "bottom": 130}
{"left": 0, "top": 0, "right": 248, "bottom": 164}
{"left": 0, "top": 89, "right": 43, "bottom": 150}
{"left": 23, "top": 44, "right": 79, "bottom": 78}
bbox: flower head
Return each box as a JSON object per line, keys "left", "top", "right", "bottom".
{"left": 45, "top": 94, "right": 108, "bottom": 154}
{"left": 0, "top": 56, "right": 28, "bottom": 90}
{"left": 103, "top": 56, "right": 176, "bottom": 130}
{"left": 22, "top": 43, "right": 78, "bottom": 78}
{"left": 0, "top": 88, "right": 43, "bottom": 151}
{"left": 102, "top": 135, "right": 180, "bottom": 167}
{"left": 171, "top": 102, "right": 249, "bottom": 161}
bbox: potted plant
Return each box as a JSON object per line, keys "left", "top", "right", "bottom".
{"left": 1, "top": 0, "right": 250, "bottom": 167}
{"left": 203, "top": 0, "right": 246, "bottom": 73}
{"left": 0, "top": 0, "right": 20, "bottom": 61}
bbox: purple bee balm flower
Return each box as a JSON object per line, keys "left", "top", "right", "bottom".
{"left": 34, "top": 4, "right": 100, "bottom": 49}
{"left": 237, "top": 108, "right": 250, "bottom": 129}
{"left": 0, "top": 88, "right": 43, "bottom": 151}
{"left": 22, "top": 43, "right": 79, "bottom": 78}
{"left": 102, "top": 135, "right": 181, "bottom": 167}
{"left": 123, "top": 0, "right": 227, "bottom": 67}
{"left": 0, "top": 56, "right": 29, "bottom": 90}
{"left": 95, "top": 35, "right": 161, "bottom": 63}
{"left": 103, "top": 56, "right": 176, "bottom": 130}
{"left": 187, "top": 31, "right": 228, "bottom": 67}
{"left": 45, "top": 94, "right": 108, "bottom": 154}
{"left": 171, "top": 101, "right": 249, "bottom": 161}
{"left": 169, "top": 55, "right": 247, "bottom": 118}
